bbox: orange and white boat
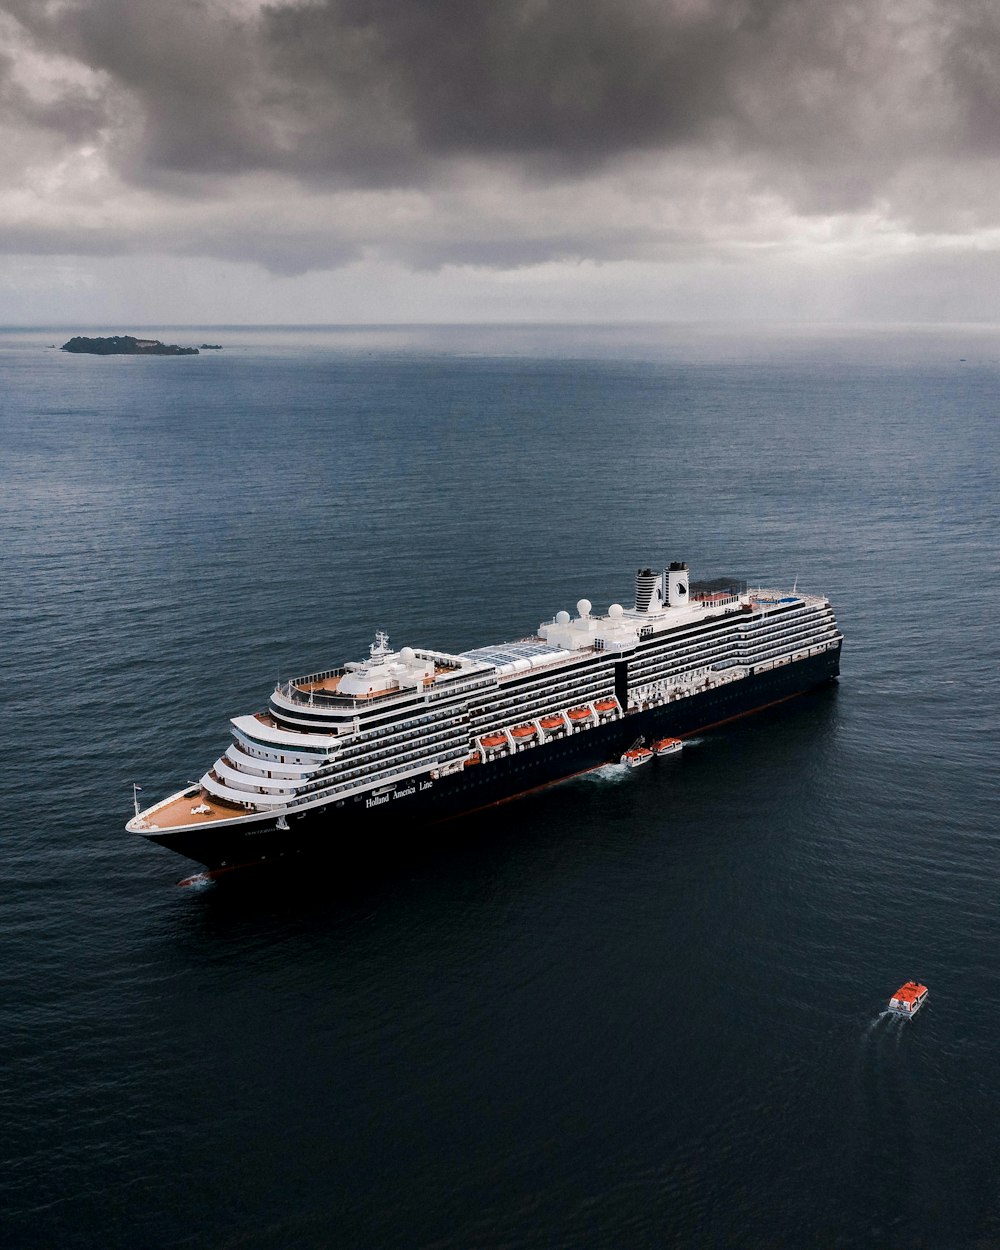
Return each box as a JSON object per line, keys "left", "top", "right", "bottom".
{"left": 651, "top": 737, "right": 682, "bottom": 756}
{"left": 510, "top": 723, "right": 536, "bottom": 741}
{"left": 887, "top": 982, "right": 928, "bottom": 1016}
{"left": 621, "top": 746, "right": 654, "bottom": 768}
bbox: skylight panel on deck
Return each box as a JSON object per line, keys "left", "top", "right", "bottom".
{"left": 460, "top": 640, "right": 571, "bottom": 675}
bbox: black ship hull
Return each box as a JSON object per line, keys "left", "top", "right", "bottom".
{"left": 146, "top": 645, "right": 841, "bottom": 873}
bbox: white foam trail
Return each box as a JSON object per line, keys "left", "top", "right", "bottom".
{"left": 179, "top": 872, "right": 213, "bottom": 890}
{"left": 581, "top": 763, "right": 631, "bottom": 785}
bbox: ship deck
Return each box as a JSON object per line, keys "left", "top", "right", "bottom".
{"left": 145, "top": 789, "right": 250, "bottom": 829}
{"left": 291, "top": 664, "right": 448, "bottom": 702}
{"left": 298, "top": 674, "right": 343, "bottom": 694}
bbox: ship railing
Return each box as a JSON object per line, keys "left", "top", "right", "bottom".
{"left": 329, "top": 714, "right": 466, "bottom": 759}
{"left": 284, "top": 752, "right": 467, "bottom": 808}
{"left": 304, "top": 735, "right": 468, "bottom": 788}
{"left": 626, "top": 641, "right": 836, "bottom": 711}
{"left": 276, "top": 674, "right": 493, "bottom": 714}
{"left": 479, "top": 697, "right": 620, "bottom": 755}
{"left": 277, "top": 670, "right": 344, "bottom": 698}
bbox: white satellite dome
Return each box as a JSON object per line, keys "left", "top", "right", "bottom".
{"left": 608, "top": 603, "right": 624, "bottom": 618}
{"left": 555, "top": 610, "right": 570, "bottom": 625}
{"left": 399, "top": 646, "right": 416, "bottom": 663}
{"left": 577, "top": 599, "right": 592, "bottom": 618}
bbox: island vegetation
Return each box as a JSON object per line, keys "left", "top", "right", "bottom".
{"left": 61, "top": 335, "right": 199, "bottom": 356}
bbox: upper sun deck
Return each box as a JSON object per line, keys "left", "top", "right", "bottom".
{"left": 271, "top": 640, "right": 497, "bottom": 718}
{"left": 292, "top": 659, "right": 454, "bottom": 700}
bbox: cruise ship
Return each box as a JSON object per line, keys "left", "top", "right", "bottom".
{"left": 128, "top": 562, "right": 842, "bottom": 872}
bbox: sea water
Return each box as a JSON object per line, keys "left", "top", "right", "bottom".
{"left": 1, "top": 323, "right": 998, "bottom": 1248}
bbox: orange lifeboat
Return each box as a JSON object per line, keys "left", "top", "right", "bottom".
{"left": 567, "top": 706, "right": 593, "bottom": 722}
{"left": 595, "top": 698, "right": 617, "bottom": 713}
{"left": 652, "top": 737, "right": 682, "bottom": 756}
{"left": 621, "top": 747, "right": 654, "bottom": 768}
{"left": 540, "top": 714, "right": 564, "bottom": 730}
{"left": 887, "top": 982, "right": 928, "bottom": 1016}
{"left": 464, "top": 754, "right": 482, "bottom": 768}
{"left": 511, "top": 723, "right": 536, "bottom": 740}
{"left": 481, "top": 733, "right": 507, "bottom": 749}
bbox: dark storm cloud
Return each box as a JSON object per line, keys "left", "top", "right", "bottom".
{"left": 5, "top": 0, "right": 745, "bottom": 185}
{"left": 4, "top": 0, "right": 1000, "bottom": 273}
{"left": 259, "top": 0, "right": 735, "bottom": 177}
{"left": 6, "top": 0, "right": 987, "bottom": 186}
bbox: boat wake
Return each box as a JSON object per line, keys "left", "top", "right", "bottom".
{"left": 866, "top": 1011, "right": 911, "bottom": 1049}
{"left": 581, "top": 763, "right": 631, "bottom": 785}
{"left": 868, "top": 1010, "right": 896, "bottom": 1032}
{"left": 177, "top": 871, "right": 214, "bottom": 890}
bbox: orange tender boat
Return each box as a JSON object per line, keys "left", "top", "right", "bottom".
{"left": 511, "top": 724, "right": 536, "bottom": 739}
{"left": 621, "top": 747, "right": 654, "bottom": 768}
{"left": 594, "top": 698, "right": 617, "bottom": 713}
{"left": 481, "top": 733, "right": 507, "bottom": 749}
{"left": 652, "top": 737, "right": 682, "bottom": 756}
{"left": 567, "top": 706, "right": 593, "bottom": 721}
{"left": 887, "top": 982, "right": 928, "bottom": 1016}
{"left": 539, "top": 715, "right": 564, "bottom": 730}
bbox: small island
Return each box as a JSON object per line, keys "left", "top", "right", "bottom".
{"left": 199, "top": 344, "right": 223, "bottom": 350}
{"left": 61, "top": 335, "right": 199, "bottom": 356}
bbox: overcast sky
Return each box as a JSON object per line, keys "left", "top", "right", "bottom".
{"left": 2, "top": 0, "right": 999, "bottom": 323}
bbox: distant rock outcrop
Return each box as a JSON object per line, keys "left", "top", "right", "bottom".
{"left": 199, "top": 344, "right": 223, "bottom": 350}
{"left": 61, "top": 335, "right": 199, "bottom": 356}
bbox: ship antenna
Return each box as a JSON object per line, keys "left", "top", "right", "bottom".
{"left": 132, "top": 782, "right": 142, "bottom": 817}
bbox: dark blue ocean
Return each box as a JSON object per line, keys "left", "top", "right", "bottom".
{"left": 2, "top": 323, "right": 998, "bottom": 1249}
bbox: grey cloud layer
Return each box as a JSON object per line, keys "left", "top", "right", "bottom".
{"left": 3, "top": 0, "right": 1000, "bottom": 270}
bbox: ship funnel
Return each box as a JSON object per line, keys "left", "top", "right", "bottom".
{"left": 664, "top": 561, "right": 689, "bottom": 608}
{"left": 634, "top": 568, "right": 663, "bottom": 613}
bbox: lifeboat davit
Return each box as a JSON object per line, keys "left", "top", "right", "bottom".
{"left": 887, "top": 982, "right": 928, "bottom": 1016}
{"left": 481, "top": 733, "right": 507, "bottom": 750}
{"left": 621, "top": 747, "right": 654, "bottom": 768}
{"left": 567, "top": 706, "right": 593, "bottom": 722}
{"left": 652, "top": 737, "right": 682, "bottom": 756}
{"left": 511, "top": 724, "right": 536, "bottom": 740}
